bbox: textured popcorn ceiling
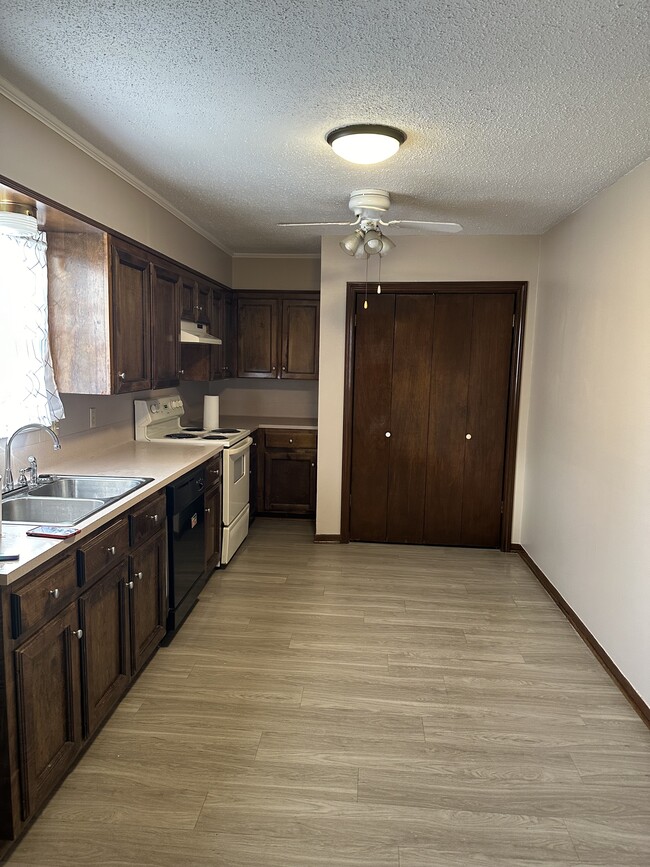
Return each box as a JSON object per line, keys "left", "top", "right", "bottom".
{"left": 0, "top": 0, "right": 648, "bottom": 254}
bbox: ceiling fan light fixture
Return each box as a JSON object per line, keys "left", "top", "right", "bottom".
{"left": 378, "top": 234, "right": 395, "bottom": 256}
{"left": 326, "top": 124, "right": 406, "bottom": 165}
{"left": 363, "top": 229, "right": 384, "bottom": 254}
{"left": 340, "top": 229, "right": 365, "bottom": 256}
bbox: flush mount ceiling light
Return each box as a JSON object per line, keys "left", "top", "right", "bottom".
{"left": 326, "top": 124, "right": 406, "bottom": 165}
{"left": 0, "top": 201, "right": 38, "bottom": 235}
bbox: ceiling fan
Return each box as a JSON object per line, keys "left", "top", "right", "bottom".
{"left": 279, "top": 189, "right": 462, "bottom": 257}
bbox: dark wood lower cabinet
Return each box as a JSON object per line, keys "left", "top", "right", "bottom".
{"left": 129, "top": 530, "right": 167, "bottom": 675}
{"left": 0, "top": 492, "right": 170, "bottom": 858}
{"left": 348, "top": 288, "right": 519, "bottom": 548}
{"left": 14, "top": 602, "right": 83, "bottom": 819}
{"left": 263, "top": 450, "right": 316, "bottom": 514}
{"left": 79, "top": 562, "right": 131, "bottom": 738}
{"left": 257, "top": 429, "right": 318, "bottom": 517}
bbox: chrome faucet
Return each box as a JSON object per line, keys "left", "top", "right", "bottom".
{"left": 3, "top": 424, "right": 61, "bottom": 492}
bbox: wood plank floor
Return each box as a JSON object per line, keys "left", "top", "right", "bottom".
{"left": 7, "top": 518, "right": 650, "bottom": 866}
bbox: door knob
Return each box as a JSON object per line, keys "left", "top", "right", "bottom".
{"left": 49, "top": 588, "right": 60, "bottom": 599}
{"left": 73, "top": 629, "right": 83, "bottom": 639}
{"left": 118, "top": 372, "right": 126, "bottom": 380}
{"left": 465, "top": 433, "right": 472, "bottom": 440}
{"left": 135, "top": 571, "right": 143, "bottom": 581}
{"left": 107, "top": 546, "right": 116, "bottom": 555}
{"left": 126, "top": 580, "right": 134, "bottom": 589}
{"left": 385, "top": 432, "right": 391, "bottom": 438}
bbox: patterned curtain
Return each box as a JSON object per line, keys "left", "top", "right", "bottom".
{"left": 0, "top": 226, "right": 65, "bottom": 437}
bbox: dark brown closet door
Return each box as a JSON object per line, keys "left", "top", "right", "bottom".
{"left": 423, "top": 295, "right": 473, "bottom": 544}
{"left": 349, "top": 293, "right": 395, "bottom": 541}
{"left": 386, "top": 295, "right": 435, "bottom": 542}
{"left": 460, "top": 293, "right": 515, "bottom": 545}
{"left": 423, "top": 293, "right": 514, "bottom": 547}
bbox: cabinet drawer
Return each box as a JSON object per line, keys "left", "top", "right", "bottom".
{"left": 129, "top": 492, "right": 167, "bottom": 547}
{"left": 77, "top": 518, "right": 129, "bottom": 586}
{"left": 11, "top": 555, "right": 78, "bottom": 639}
{"left": 264, "top": 429, "right": 317, "bottom": 449}
{"left": 205, "top": 453, "right": 223, "bottom": 491}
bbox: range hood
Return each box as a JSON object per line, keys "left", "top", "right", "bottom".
{"left": 180, "top": 321, "right": 222, "bottom": 345}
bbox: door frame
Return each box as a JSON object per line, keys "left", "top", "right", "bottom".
{"left": 340, "top": 281, "right": 528, "bottom": 550}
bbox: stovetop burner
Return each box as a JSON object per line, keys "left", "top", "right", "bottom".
{"left": 202, "top": 434, "right": 228, "bottom": 440}
{"left": 165, "top": 433, "right": 199, "bottom": 439}
{"left": 209, "top": 428, "right": 240, "bottom": 434}
{"left": 182, "top": 427, "right": 204, "bottom": 432}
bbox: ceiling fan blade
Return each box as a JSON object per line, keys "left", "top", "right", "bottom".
{"left": 383, "top": 220, "right": 463, "bottom": 233}
{"left": 278, "top": 220, "right": 355, "bottom": 227}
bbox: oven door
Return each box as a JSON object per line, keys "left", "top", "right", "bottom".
{"left": 223, "top": 436, "right": 252, "bottom": 525}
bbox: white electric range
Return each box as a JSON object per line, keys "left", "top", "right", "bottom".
{"left": 134, "top": 395, "right": 252, "bottom": 564}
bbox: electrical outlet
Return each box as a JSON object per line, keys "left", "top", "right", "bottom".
{"left": 89, "top": 407, "right": 96, "bottom": 429}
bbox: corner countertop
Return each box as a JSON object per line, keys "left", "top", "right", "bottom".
{"left": 220, "top": 416, "right": 318, "bottom": 431}
{"left": 0, "top": 439, "right": 224, "bottom": 587}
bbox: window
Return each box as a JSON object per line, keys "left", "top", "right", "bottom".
{"left": 0, "top": 216, "right": 64, "bottom": 437}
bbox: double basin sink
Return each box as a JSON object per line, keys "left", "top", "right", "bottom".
{"left": 3, "top": 475, "right": 154, "bottom": 525}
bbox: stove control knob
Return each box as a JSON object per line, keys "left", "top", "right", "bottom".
{"left": 151, "top": 404, "right": 158, "bottom": 414}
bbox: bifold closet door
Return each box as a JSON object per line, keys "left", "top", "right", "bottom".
{"left": 423, "top": 293, "right": 515, "bottom": 547}
{"left": 386, "top": 294, "right": 435, "bottom": 542}
{"left": 349, "top": 294, "right": 435, "bottom": 543}
{"left": 349, "top": 293, "right": 395, "bottom": 541}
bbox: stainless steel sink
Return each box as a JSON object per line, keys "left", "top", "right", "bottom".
{"left": 3, "top": 475, "right": 154, "bottom": 525}
{"left": 2, "top": 496, "right": 105, "bottom": 525}
{"left": 32, "top": 476, "right": 149, "bottom": 500}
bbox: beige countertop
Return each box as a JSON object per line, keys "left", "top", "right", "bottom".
{"left": 221, "top": 416, "right": 318, "bottom": 431}
{"left": 0, "top": 439, "right": 223, "bottom": 586}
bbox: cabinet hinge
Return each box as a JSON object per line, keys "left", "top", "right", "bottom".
{"left": 512, "top": 314, "right": 516, "bottom": 328}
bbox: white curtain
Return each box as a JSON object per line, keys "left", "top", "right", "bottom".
{"left": 0, "top": 226, "right": 64, "bottom": 437}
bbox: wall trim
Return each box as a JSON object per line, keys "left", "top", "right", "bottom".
{"left": 232, "top": 253, "right": 320, "bottom": 260}
{"left": 313, "top": 534, "right": 342, "bottom": 543}
{"left": 516, "top": 546, "right": 649, "bottom": 728}
{"left": 0, "top": 76, "right": 232, "bottom": 256}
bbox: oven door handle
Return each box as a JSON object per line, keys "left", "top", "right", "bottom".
{"left": 227, "top": 436, "right": 253, "bottom": 458}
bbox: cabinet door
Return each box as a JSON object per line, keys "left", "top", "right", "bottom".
{"left": 197, "top": 283, "right": 211, "bottom": 326}
{"left": 210, "top": 287, "right": 224, "bottom": 379}
{"left": 14, "top": 602, "right": 82, "bottom": 819}
{"left": 180, "top": 273, "right": 197, "bottom": 320}
{"left": 221, "top": 290, "right": 234, "bottom": 378}
{"left": 263, "top": 450, "right": 316, "bottom": 514}
{"left": 151, "top": 262, "right": 181, "bottom": 389}
{"left": 281, "top": 298, "right": 319, "bottom": 379}
{"left": 237, "top": 297, "right": 279, "bottom": 378}
{"left": 79, "top": 561, "right": 131, "bottom": 738}
{"left": 205, "top": 483, "right": 223, "bottom": 572}
{"left": 129, "top": 530, "right": 167, "bottom": 674}
{"left": 111, "top": 242, "right": 152, "bottom": 393}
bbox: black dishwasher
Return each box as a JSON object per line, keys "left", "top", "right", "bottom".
{"left": 165, "top": 466, "right": 207, "bottom": 639}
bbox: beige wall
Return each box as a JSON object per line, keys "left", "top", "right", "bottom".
{"left": 316, "top": 234, "right": 542, "bottom": 540}
{"left": 232, "top": 256, "right": 320, "bottom": 291}
{"left": 0, "top": 94, "right": 231, "bottom": 283}
{"left": 522, "top": 158, "right": 650, "bottom": 704}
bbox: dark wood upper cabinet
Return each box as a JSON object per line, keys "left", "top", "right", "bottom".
{"left": 180, "top": 272, "right": 210, "bottom": 325}
{"left": 150, "top": 261, "right": 181, "bottom": 389}
{"left": 237, "top": 295, "right": 279, "bottom": 378}
{"left": 281, "top": 297, "right": 319, "bottom": 379}
{"left": 110, "top": 242, "right": 152, "bottom": 394}
{"left": 237, "top": 293, "right": 319, "bottom": 380}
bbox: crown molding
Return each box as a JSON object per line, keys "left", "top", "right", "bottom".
{"left": 231, "top": 252, "right": 320, "bottom": 259}
{"left": 0, "top": 76, "right": 232, "bottom": 256}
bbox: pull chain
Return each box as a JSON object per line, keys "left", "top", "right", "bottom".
{"left": 377, "top": 253, "right": 382, "bottom": 294}
{"left": 364, "top": 254, "right": 369, "bottom": 309}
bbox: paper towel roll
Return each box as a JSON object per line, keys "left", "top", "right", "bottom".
{"left": 203, "top": 395, "right": 220, "bottom": 431}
